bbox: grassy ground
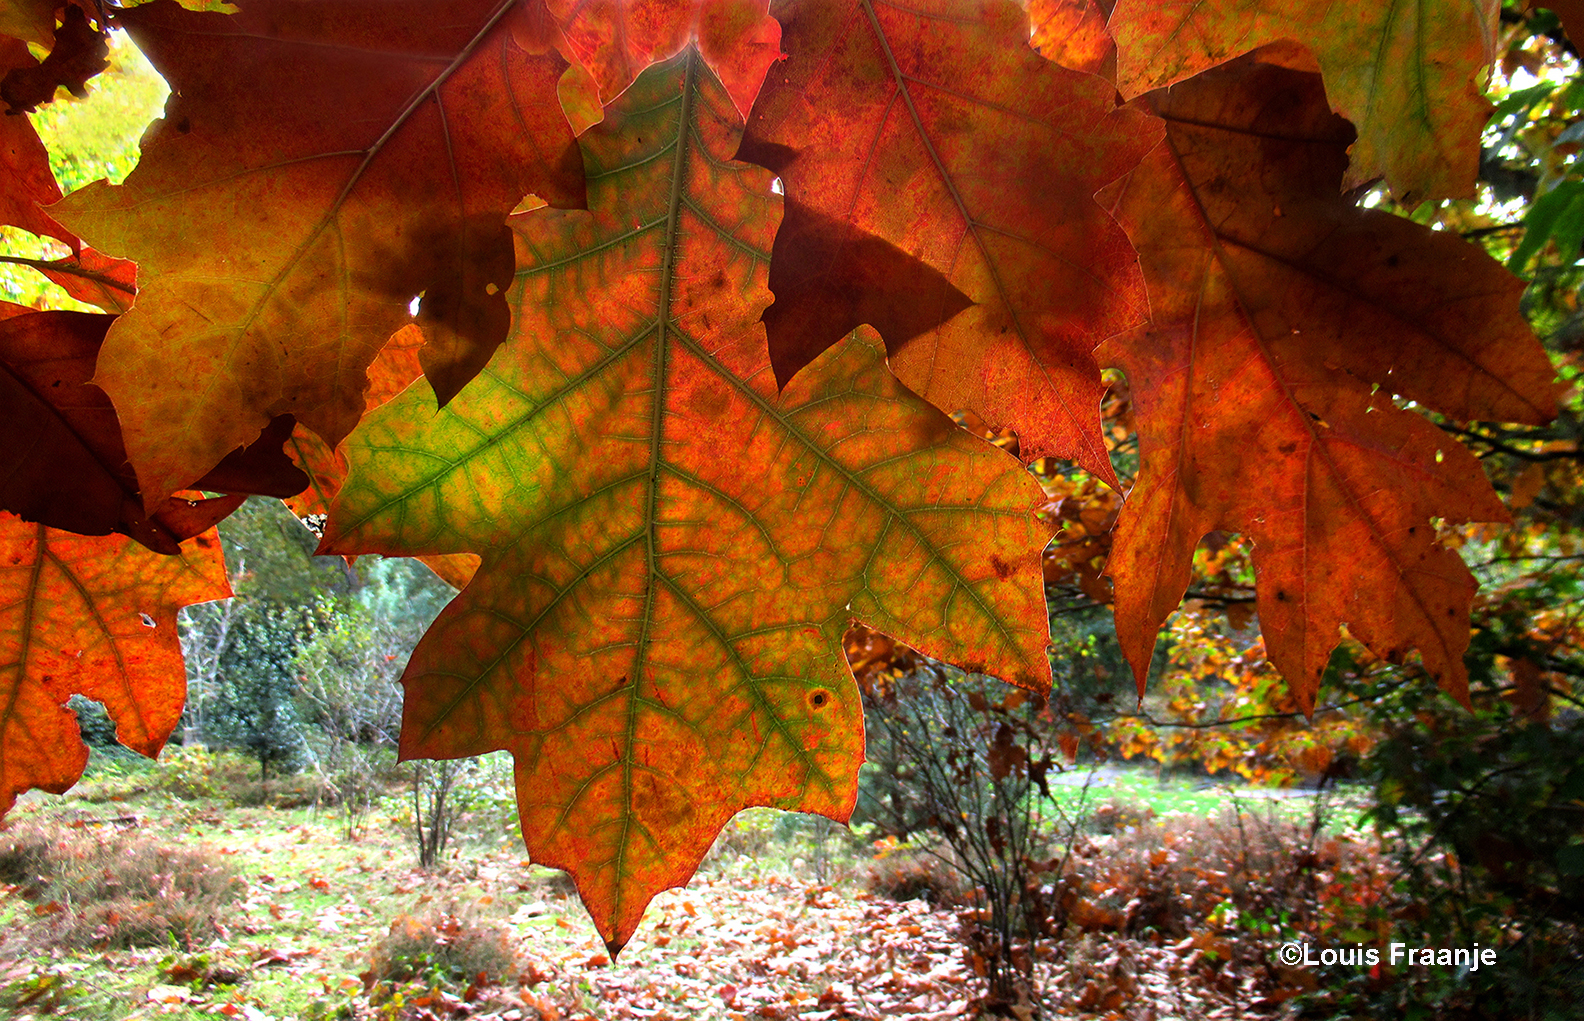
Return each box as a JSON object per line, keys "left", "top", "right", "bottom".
{"left": 1046, "top": 762, "right": 1374, "bottom": 835}
{"left": 0, "top": 747, "right": 1383, "bottom": 1021}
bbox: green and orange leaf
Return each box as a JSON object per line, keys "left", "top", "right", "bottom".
{"left": 283, "top": 323, "right": 480, "bottom": 590}
{"left": 324, "top": 51, "right": 1052, "bottom": 951}
{"left": 1108, "top": 0, "right": 1500, "bottom": 202}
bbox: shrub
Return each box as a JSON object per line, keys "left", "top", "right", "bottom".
{"left": 367, "top": 905, "right": 517, "bottom": 991}
{"left": 1057, "top": 801, "right": 1374, "bottom": 945}
{"left": 1323, "top": 687, "right": 1584, "bottom": 1020}
{"left": 154, "top": 744, "right": 268, "bottom": 801}
{"left": 857, "top": 661, "right": 1086, "bottom": 1006}
{"left": 858, "top": 838, "right": 967, "bottom": 905}
{"left": 64, "top": 745, "right": 310, "bottom": 807}
{"left": 1020, "top": 795, "right": 1386, "bottom": 1014}
{"left": 0, "top": 821, "right": 245, "bottom": 950}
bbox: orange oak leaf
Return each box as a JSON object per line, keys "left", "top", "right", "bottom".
{"left": 50, "top": 0, "right": 585, "bottom": 509}
{"left": 0, "top": 37, "right": 69, "bottom": 243}
{"left": 0, "top": 310, "right": 306, "bottom": 553}
{"left": 36, "top": 247, "right": 138, "bottom": 314}
{"left": 1099, "top": 56, "right": 1562, "bottom": 712}
{"left": 1108, "top": 0, "right": 1499, "bottom": 203}
{"left": 1, "top": 4, "right": 107, "bottom": 113}
{"left": 736, "top": 0, "right": 1160, "bottom": 484}
{"left": 323, "top": 52, "right": 1052, "bottom": 952}
{"left": 1028, "top": 0, "right": 1112, "bottom": 76}
{"left": 547, "top": 0, "right": 781, "bottom": 116}
{"left": 0, "top": 514, "right": 231, "bottom": 817}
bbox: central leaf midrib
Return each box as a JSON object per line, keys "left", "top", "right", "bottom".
{"left": 614, "top": 45, "right": 700, "bottom": 932}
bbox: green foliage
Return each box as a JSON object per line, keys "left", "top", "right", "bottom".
{"left": 178, "top": 499, "right": 455, "bottom": 785}
{"left": 29, "top": 30, "right": 166, "bottom": 193}
{"left": 220, "top": 496, "right": 353, "bottom": 604}
{"left": 1348, "top": 697, "right": 1584, "bottom": 1019}
{"left": 0, "top": 31, "right": 164, "bottom": 309}
{"left": 201, "top": 597, "right": 315, "bottom": 778}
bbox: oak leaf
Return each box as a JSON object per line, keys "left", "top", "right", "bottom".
{"left": 737, "top": 0, "right": 1160, "bottom": 484}
{"left": 50, "top": 0, "right": 586, "bottom": 508}
{"left": 1098, "top": 56, "right": 1561, "bottom": 711}
{"left": 0, "top": 310, "right": 306, "bottom": 553}
{"left": 282, "top": 324, "right": 481, "bottom": 590}
{"left": 1028, "top": 0, "right": 1112, "bottom": 76}
{"left": 0, "top": 37, "right": 69, "bottom": 243}
{"left": 1, "top": 4, "right": 107, "bottom": 113}
{"left": 0, "top": 0, "right": 58, "bottom": 46}
{"left": 0, "top": 513, "right": 231, "bottom": 817}
{"left": 1108, "top": 0, "right": 1499, "bottom": 202}
{"left": 36, "top": 247, "right": 138, "bottom": 315}
{"left": 324, "top": 52, "right": 1052, "bottom": 952}
{"left": 548, "top": 0, "right": 781, "bottom": 116}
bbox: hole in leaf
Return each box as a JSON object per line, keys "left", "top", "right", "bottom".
{"left": 139, "top": 613, "right": 156, "bottom": 628}
{"left": 808, "top": 689, "right": 830, "bottom": 710}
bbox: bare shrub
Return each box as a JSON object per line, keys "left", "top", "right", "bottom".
{"left": 412, "top": 758, "right": 474, "bottom": 869}
{"left": 859, "top": 662, "right": 1088, "bottom": 1007}
{"left": 0, "top": 821, "right": 244, "bottom": 950}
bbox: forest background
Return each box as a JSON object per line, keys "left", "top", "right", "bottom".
{"left": 1, "top": 0, "right": 1583, "bottom": 1018}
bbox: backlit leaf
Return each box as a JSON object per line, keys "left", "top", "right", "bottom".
{"left": 36, "top": 247, "right": 138, "bottom": 315}
{"left": 0, "top": 310, "right": 306, "bottom": 553}
{"left": 0, "top": 514, "right": 231, "bottom": 817}
{"left": 324, "top": 51, "right": 1052, "bottom": 951}
{"left": 737, "top": 0, "right": 1160, "bottom": 483}
{"left": 0, "top": 5, "right": 107, "bottom": 114}
{"left": 549, "top": 0, "right": 782, "bottom": 116}
{"left": 0, "top": 0, "right": 57, "bottom": 47}
{"left": 0, "top": 37, "right": 68, "bottom": 243}
{"left": 1028, "top": 0, "right": 1112, "bottom": 76}
{"left": 1109, "top": 0, "right": 1499, "bottom": 202}
{"left": 282, "top": 324, "right": 480, "bottom": 590}
{"left": 1099, "top": 57, "right": 1560, "bottom": 711}
{"left": 51, "top": 0, "right": 585, "bottom": 508}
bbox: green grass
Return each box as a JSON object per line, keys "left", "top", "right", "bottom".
{"left": 1046, "top": 762, "right": 1376, "bottom": 837}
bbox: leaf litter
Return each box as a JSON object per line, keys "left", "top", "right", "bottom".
{"left": 0, "top": 797, "right": 1260, "bottom": 1021}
